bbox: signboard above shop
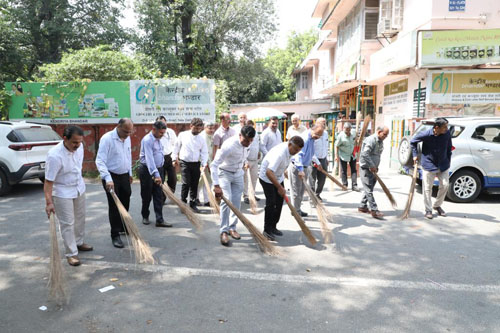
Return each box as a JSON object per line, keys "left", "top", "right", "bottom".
{"left": 419, "top": 29, "right": 500, "bottom": 67}
{"left": 449, "top": 0, "right": 465, "bottom": 11}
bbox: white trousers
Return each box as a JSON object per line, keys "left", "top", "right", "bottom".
{"left": 243, "top": 159, "right": 259, "bottom": 198}
{"left": 422, "top": 169, "right": 449, "bottom": 212}
{"left": 53, "top": 193, "right": 86, "bottom": 257}
{"left": 219, "top": 169, "right": 244, "bottom": 234}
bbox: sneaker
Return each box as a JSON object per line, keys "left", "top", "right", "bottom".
{"left": 272, "top": 229, "right": 283, "bottom": 236}
{"left": 425, "top": 211, "right": 433, "bottom": 219}
{"left": 433, "top": 206, "right": 446, "bottom": 217}
{"left": 352, "top": 186, "right": 360, "bottom": 192}
{"left": 263, "top": 230, "right": 275, "bottom": 241}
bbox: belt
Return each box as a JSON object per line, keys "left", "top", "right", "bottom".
{"left": 219, "top": 168, "right": 238, "bottom": 173}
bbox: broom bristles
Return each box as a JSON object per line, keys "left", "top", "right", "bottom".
{"left": 221, "top": 195, "right": 278, "bottom": 255}
{"left": 201, "top": 169, "right": 220, "bottom": 215}
{"left": 401, "top": 165, "right": 418, "bottom": 219}
{"left": 160, "top": 183, "right": 203, "bottom": 230}
{"left": 283, "top": 195, "right": 317, "bottom": 246}
{"left": 246, "top": 169, "right": 258, "bottom": 215}
{"left": 110, "top": 192, "right": 155, "bottom": 264}
{"left": 373, "top": 173, "right": 398, "bottom": 209}
{"left": 48, "top": 213, "right": 67, "bottom": 305}
{"left": 303, "top": 180, "right": 332, "bottom": 243}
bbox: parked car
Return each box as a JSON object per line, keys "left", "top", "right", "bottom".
{"left": 0, "top": 121, "right": 62, "bottom": 195}
{"left": 398, "top": 117, "right": 500, "bottom": 203}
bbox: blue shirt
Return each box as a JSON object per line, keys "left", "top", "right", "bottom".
{"left": 140, "top": 132, "right": 164, "bottom": 177}
{"left": 410, "top": 128, "right": 452, "bottom": 172}
{"left": 291, "top": 131, "right": 320, "bottom": 172}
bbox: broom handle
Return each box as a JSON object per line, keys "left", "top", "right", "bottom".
{"left": 313, "top": 163, "right": 347, "bottom": 190}
{"left": 283, "top": 194, "right": 317, "bottom": 246}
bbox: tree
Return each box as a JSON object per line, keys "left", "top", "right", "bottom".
{"left": 35, "top": 45, "right": 159, "bottom": 82}
{"left": 264, "top": 29, "right": 318, "bottom": 101}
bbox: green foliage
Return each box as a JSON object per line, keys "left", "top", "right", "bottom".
{"left": 264, "top": 29, "right": 318, "bottom": 101}
{"left": 215, "top": 79, "right": 230, "bottom": 119}
{"left": 35, "top": 46, "right": 159, "bottom": 82}
{"left": 0, "top": 86, "right": 12, "bottom": 120}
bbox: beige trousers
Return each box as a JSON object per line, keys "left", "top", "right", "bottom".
{"left": 243, "top": 160, "right": 259, "bottom": 198}
{"left": 53, "top": 193, "right": 86, "bottom": 257}
{"left": 422, "top": 169, "right": 449, "bottom": 212}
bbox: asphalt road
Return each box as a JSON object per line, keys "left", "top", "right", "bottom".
{"left": 1, "top": 169, "right": 499, "bottom": 332}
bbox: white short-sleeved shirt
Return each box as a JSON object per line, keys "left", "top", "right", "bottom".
{"left": 259, "top": 142, "right": 291, "bottom": 184}
{"left": 45, "top": 142, "right": 85, "bottom": 198}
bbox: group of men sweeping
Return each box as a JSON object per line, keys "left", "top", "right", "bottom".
{"left": 44, "top": 112, "right": 452, "bottom": 266}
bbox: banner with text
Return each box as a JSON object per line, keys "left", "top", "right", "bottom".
{"left": 130, "top": 79, "right": 215, "bottom": 124}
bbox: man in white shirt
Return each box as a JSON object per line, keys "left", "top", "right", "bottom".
{"left": 212, "top": 112, "right": 235, "bottom": 159}
{"left": 286, "top": 114, "right": 307, "bottom": 140}
{"left": 310, "top": 117, "right": 330, "bottom": 201}
{"left": 259, "top": 136, "right": 304, "bottom": 241}
{"left": 96, "top": 118, "right": 134, "bottom": 249}
{"left": 173, "top": 118, "right": 208, "bottom": 213}
{"left": 243, "top": 119, "right": 261, "bottom": 204}
{"left": 197, "top": 122, "right": 216, "bottom": 206}
{"left": 260, "top": 116, "right": 282, "bottom": 156}
{"left": 156, "top": 116, "right": 177, "bottom": 193}
{"left": 212, "top": 125, "right": 256, "bottom": 246}
{"left": 44, "top": 126, "right": 92, "bottom": 266}
{"left": 231, "top": 112, "right": 247, "bottom": 134}
{"left": 139, "top": 121, "right": 170, "bottom": 227}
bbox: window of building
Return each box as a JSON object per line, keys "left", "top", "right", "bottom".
{"left": 300, "top": 72, "right": 308, "bottom": 90}
{"left": 364, "top": 12, "right": 379, "bottom": 39}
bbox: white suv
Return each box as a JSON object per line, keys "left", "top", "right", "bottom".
{"left": 0, "top": 121, "right": 62, "bottom": 195}
{"left": 398, "top": 117, "right": 500, "bottom": 203}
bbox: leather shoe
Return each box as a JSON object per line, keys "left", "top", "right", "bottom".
{"left": 190, "top": 203, "right": 201, "bottom": 214}
{"left": 203, "top": 202, "right": 211, "bottom": 207}
{"left": 425, "top": 211, "right": 433, "bottom": 219}
{"left": 255, "top": 196, "right": 261, "bottom": 202}
{"left": 67, "top": 256, "right": 81, "bottom": 266}
{"left": 272, "top": 228, "right": 283, "bottom": 236}
{"left": 371, "top": 210, "right": 384, "bottom": 219}
{"left": 220, "top": 232, "right": 230, "bottom": 246}
{"left": 358, "top": 206, "right": 370, "bottom": 213}
{"left": 316, "top": 194, "right": 323, "bottom": 202}
{"left": 244, "top": 198, "right": 250, "bottom": 204}
{"left": 229, "top": 230, "right": 241, "bottom": 240}
{"left": 112, "top": 236, "right": 124, "bottom": 248}
{"left": 142, "top": 217, "right": 150, "bottom": 225}
{"left": 433, "top": 206, "right": 446, "bottom": 217}
{"left": 263, "top": 230, "right": 275, "bottom": 241}
{"left": 194, "top": 199, "right": 202, "bottom": 206}
{"left": 77, "top": 243, "right": 93, "bottom": 251}
{"left": 298, "top": 210, "right": 308, "bottom": 217}
{"left": 156, "top": 220, "right": 173, "bottom": 227}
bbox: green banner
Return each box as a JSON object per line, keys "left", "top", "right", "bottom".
{"left": 7, "top": 81, "right": 130, "bottom": 124}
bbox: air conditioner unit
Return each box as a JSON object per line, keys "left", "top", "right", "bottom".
{"left": 378, "top": 0, "right": 398, "bottom": 35}
{"left": 391, "top": 0, "right": 404, "bottom": 30}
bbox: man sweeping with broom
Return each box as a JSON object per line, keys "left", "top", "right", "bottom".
{"left": 259, "top": 136, "right": 304, "bottom": 241}
{"left": 358, "top": 126, "right": 390, "bottom": 219}
{"left": 44, "top": 125, "right": 93, "bottom": 266}
{"left": 211, "top": 125, "right": 256, "bottom": 246}
{"left": 96, "top": 118, "right": 134, "bottom": 248}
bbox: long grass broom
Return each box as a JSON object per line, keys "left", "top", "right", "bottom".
{"left": 313, "top": 163, "right": 348, "bottom": 191}
{"left": 352, "top": 115, "right": 372, "bottom": 158}
{"left": 303, "top": 180, "right": 332, "bottom": 243}
{"left": 110, "top": 191, "right": 155, "bottom": 264}
{"left": 401, "top": 164, "right": 419, "bottom": 219}
{"left": 201, "top": 169, "right": 220, "bottom": 215}
{"left": 221, "top": 195, "right": 278, "bottom": 255}
{"left": 283, "top": 194, "right": 317, "bottom": 246}
{"left": 160, "top": 183, "right": 203, "bottom": 230}
{"left": 48, "top": 213, "right": 67, "bottom": 305}
{"left": 246, "top": 169, "right": 258, "bottom": 215}
{"left": 373, "top": 172, "right": 398, "bottom": 209}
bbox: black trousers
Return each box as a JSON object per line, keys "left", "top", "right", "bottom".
{"left": 163, "top": 154, "right": 177, "bottom": 192}
{"left": 260, "top": 178, "right": 284, "bottom": 233}
{"left": 180, "top": 160, "right": 201, "bottom": 204}
{"left": 310, "top": 157, "right": 328, "bottom": 195}
{"left": 102, "top": 172, "right": 131, "bottom": 238}
{"left": 139, "top": 164, "right": 165, "bottom": 222}
{"left": 340, "top": 157, "right": 358, "bottom": 188}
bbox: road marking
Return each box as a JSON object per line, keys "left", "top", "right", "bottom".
{"left": 2, "top": 253, "right": 499, "bottom": 294}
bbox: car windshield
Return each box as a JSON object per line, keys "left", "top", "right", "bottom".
{"left": 7, "top": 127, "right": 61, "bottom": 142}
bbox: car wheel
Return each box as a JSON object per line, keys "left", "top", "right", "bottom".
{"left": 0, "top": 170, "right": 11, "bottom": 196}
{"left": 447, "top": 169, "right": 482, "bottom": 203}
{"left": 398, "top": 137, "right": 413, "bottom": 167}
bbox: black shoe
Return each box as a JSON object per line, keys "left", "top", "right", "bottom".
{"left": 272, "top": 229, "right": 283, "bottom": 236}
{"left": 263, "top": 230, "right": 275, "bottom": 241}
{"left": 316, "top": 194, "right": 323, "bottom": 202}
{"left": 203, "top": 202, "right": 211, "bottom": 207}
{"left": 142, "top": 217, "right": 150, "bottom": 225}
{"left": 352, "top": 186, "right": 360, "bottom": 192}
{"left": 181, "top": 198, "right": 188, "bottom": 204}
{"left": 299, "top": 210, "right": 308, "bottom": 217}
{"left": 190, "top": 203, "right": 201, "bottom": 214}
{"left": 156, "top": 220, "right": 173, "bottom": 227}
{"left": 255, "top": 196, "right": 261, "bottom": 202}
{"left": 194, "top": 199, "right": 202, "bottom": 206}
{"left": 112, "top": 236, "right": 124, "bottom": 248}
{"left": 244, "top": 198, "right": 250, "bottom": 204}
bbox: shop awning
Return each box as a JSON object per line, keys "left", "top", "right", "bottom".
{"left": 320, "top": 80, "right": 366, "bottom": 95}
